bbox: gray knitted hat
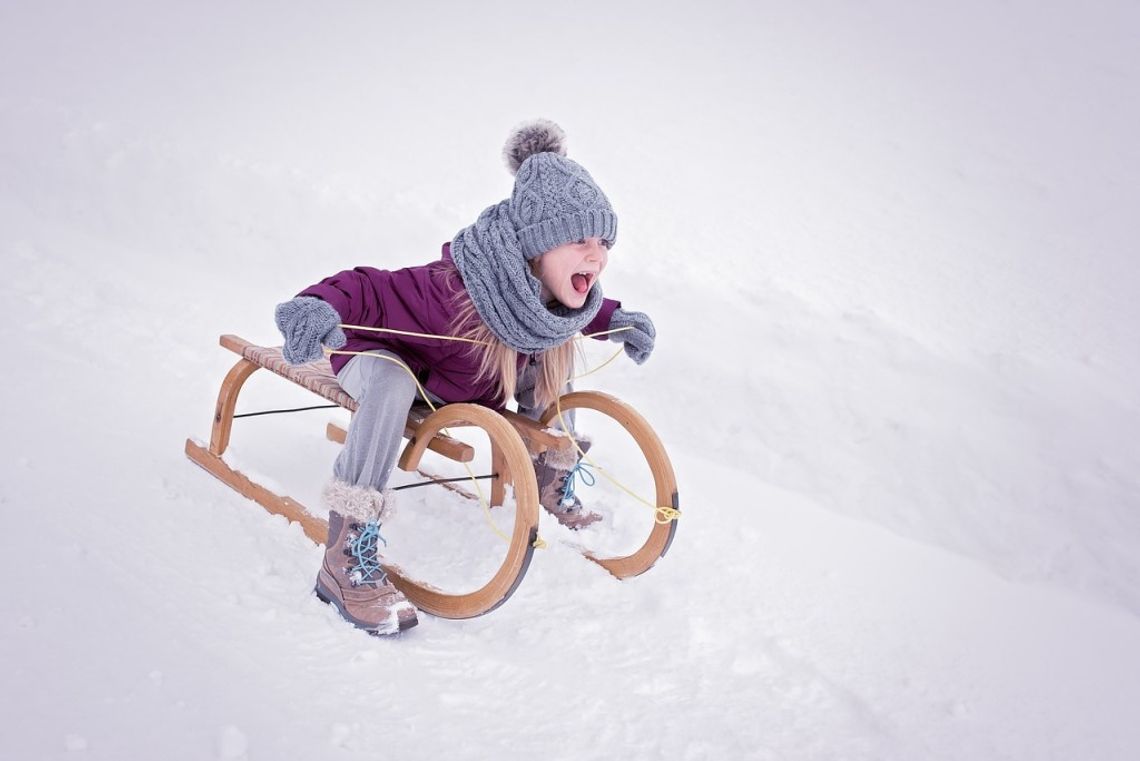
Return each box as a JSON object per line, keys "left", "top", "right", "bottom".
{"left": 450, "top": 119, "right": 615, "bottom": 354}
{"left": 503, "top": 120, "right": 618, "bottom": 258}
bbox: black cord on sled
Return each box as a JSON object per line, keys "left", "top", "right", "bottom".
{"left": 232, "top": 404, "right": 497, "bottom": 493}
{"left": 234, "top": 404, "right": 340, "bottom": 419}
{"left": 393, "top": 474, "right": 499, "bottom": 491}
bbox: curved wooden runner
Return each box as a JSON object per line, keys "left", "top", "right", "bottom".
{"left": 540, "top": 390, "right": 680, "bottom": 578}
{"left": 394, "top": 403, "right": 539, "bottom": 618}
{"left": 184, "top": 335, "right": 539, "bottom": 620}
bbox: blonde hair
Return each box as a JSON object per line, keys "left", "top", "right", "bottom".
{"left": 436, "top": 261, "right": 577, "bottom": 409}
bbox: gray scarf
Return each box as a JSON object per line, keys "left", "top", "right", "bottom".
{"left": 451, "top": 200, "right": 603, "bottom": 354}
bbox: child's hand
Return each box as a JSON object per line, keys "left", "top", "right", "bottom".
{"left": 608, "top": 308, "right": 656, "bottom": 364}
{"left": 274, "top": 296, "right": 347, "bottom": 365}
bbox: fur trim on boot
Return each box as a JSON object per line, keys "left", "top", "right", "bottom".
{"left": 539, "top": 435, "right": 591, "bottom": 471}
{"left": 315, "top": 481, "right": 416, "bottom": 635}
{"left": 321, "top": 480, "right": 394, "bottom": 523}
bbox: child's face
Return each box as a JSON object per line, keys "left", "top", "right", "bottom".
{"left": 532, "top": 237, "right": 611, "bottom": 309}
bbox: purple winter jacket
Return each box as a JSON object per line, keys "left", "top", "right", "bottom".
{"left": 299, "top": 243, "right": 619, "bottom": 409}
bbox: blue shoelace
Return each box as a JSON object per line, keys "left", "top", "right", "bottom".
{"left": 349, "top": 520, "right": 388, "bottom": 584}
{"left": 560, "top": 459, "right": 596, "bottom": 507}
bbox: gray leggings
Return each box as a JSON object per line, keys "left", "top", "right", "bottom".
{"left": 333, "top": 352, "right": 570, "bottom": 491}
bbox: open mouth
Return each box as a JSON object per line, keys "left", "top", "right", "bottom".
{"left": 571, "top": 271, "right": 595, "bottom": 294}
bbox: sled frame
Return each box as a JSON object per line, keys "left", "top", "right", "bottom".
{"left": 185, "top": 334, "right": 560, "bottom": 620}
{"left": 185, "top": 334, "right": 680, "bottom": 620}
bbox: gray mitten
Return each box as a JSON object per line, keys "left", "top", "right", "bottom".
{"left": 274, "top": 296, "right": 347, "bottom": 365}
{"left": 608, "top": 308, "right": 656, "bottom": 365}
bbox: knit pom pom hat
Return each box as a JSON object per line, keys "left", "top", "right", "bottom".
{"left": 502, "top": 119, "right": 618, "bottom": 259}
{"left": 449, "top": 119, "right": 613, "bottom": 353}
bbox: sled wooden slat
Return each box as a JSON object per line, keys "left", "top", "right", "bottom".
{"left": 499, "top": 410, "right": 576, "bottom": 456}
{"left": 325, "top": 422, "right": 481, "bottom": 501}
{"left": 216, "top": 334, "right": 474, "bottom": 462}
{"left": 325, "top": 411, "right": 475, "bottom": 464}
{"left": 185, "top": 439, "right": 327, "bottom": 541}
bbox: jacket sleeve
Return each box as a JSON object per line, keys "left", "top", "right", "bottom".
{"left": 298, "top": 264, "right": 462, "bottom": 356}
{"left": 297, "top": 267, "right": 387, "bottom": 328}
{"left": 583, "top": 297, "right": 621, "bottom": 340}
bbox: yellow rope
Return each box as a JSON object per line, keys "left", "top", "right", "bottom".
{"left": 567, "top": 326, "right": 678, "bottom": 520}
{"left": 551, "top": 396, "right": 680, "bottom": 525}
{"left": 340, "top": 322, "right": 628, "bottom": 346}
{"left": 570, "top": 346, "right": 625, "bottom": 381}
{"left": 577, "top": 326, "right": 632, "bottom": 340}
{"left": 329, "top": 321, "right": 679, "bottom": 534}
{"left": 339, "top": 323, "right": 493, "bottom": 346}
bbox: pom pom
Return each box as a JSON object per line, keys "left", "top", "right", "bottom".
{"left": 503, "top": 118, "right": 567, "bottom": 175}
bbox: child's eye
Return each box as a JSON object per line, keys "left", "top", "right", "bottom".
{"left": 600, "top": 239, "right": 612, "bottom": 249}
{"left": 576, "top": 238, "right": 587, "bottom": 245}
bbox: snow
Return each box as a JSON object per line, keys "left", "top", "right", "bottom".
{"left": 2, "top": 1, "right": 1139, "bottom": 759}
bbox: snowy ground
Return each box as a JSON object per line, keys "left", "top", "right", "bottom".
{"left": 3, "top": 2, "right": 1139, "bottom": 759}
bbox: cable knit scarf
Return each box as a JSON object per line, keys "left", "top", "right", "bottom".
{"left": 450, "top": 200, "right": 603, "bottom": 354}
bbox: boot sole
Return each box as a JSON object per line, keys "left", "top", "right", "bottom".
{"left": 315, "top": 581, "right": 419, "bottom": 636}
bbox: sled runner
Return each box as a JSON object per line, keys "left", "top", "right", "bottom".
{"left": 185, "top": 334, "right": 679, "bottom": 619}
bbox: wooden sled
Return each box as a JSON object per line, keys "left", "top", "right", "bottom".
{"left": 185, "top": 334, "right": 679, "bottom": 620}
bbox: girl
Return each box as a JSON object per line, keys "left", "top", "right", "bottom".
{"left": 274, "top": 120, "right": 656, "bottom": 635}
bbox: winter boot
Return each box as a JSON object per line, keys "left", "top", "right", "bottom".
{"left": 314, "top": 481, "right": 418, "bottom": 635}
{"left": 532, "top": 437, "right": 601, "bottom": 530}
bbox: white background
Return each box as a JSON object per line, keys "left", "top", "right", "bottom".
{"left": 2, "top": 1, "right": 1138, "bottom": 759}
